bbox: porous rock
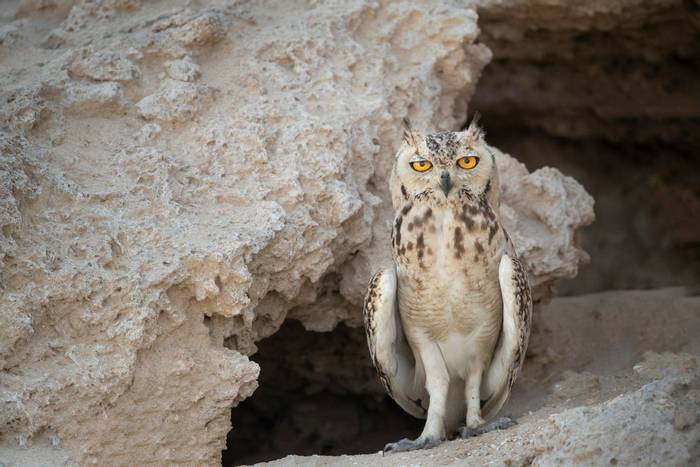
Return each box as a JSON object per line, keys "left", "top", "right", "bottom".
{"left": 0, "top": 1, "right": 593, "bottom": 465}
{"left": 164, "top": 56, "right": 201, "bottom": 82}
{"left": 136, "top": 79, "right": 211, "bottom": 122}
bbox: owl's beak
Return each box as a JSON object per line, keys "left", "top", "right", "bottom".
{"left": 440, "top": 171, "right": 451, "bottom": 196}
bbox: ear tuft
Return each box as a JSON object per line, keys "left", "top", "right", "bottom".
{"left": 402, "top": 118, "right": 420, "bottom": 148}
{"left": 465, "top": 112, "right": 485, "bottom": 144}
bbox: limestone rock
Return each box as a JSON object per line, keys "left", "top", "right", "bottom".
{"left": 164, "top": 57, "right": 201, "bottom": 82}
{"left": 0, "top": 1, "right": 594, "bottom": 465}
{"left": 69, "top": 47, "right": 140, "bottom": 82}
{"left": 151, "top": 9, "right": 226, "bottom": 48}
{"left": 535, "top": 354, "right": 700, "bottom": 467}
{"left": 64, "top": 81, "right": 124, "bottom": 113}
{"left": 136, "top": 79, "right": 211, "bottom": 122}
{"left": 496, "top": 154, "right": 594, "bottom": 298}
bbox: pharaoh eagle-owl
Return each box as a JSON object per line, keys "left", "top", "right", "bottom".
{"left": 363, "top": 117, "right": 532, "bottom": 453}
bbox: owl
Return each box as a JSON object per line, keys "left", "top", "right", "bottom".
{"left": 363, "top": 117, "right": 532, "bottom": 453}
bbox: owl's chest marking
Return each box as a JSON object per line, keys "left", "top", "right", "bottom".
{"left": 392, "top": 199, "right": 503, "bottom": 272}
{"left": 391, "top": 198, "right": 504, "bottom": 341}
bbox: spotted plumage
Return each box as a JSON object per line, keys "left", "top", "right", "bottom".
{"left": 362, "top": 116, "right": 533, "bottom": 454}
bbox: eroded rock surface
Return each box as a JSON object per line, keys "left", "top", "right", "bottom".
{"left": 0, "top": 0, "right": 593, "bottom": 465}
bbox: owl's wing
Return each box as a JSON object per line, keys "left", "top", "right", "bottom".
{"left": 481, "top": 253, "right": 533, "bottom": 420}
{"left": 363, "top": 267, "right": 427, "bottom": 419}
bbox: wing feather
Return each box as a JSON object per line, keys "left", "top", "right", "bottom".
{"left": 363, "top": 267, "right": 427, "bottom": 419}
{"left": 481, "top": 254, "right": 533, "bottom": 420}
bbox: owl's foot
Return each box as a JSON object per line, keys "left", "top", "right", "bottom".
{"left": 458, "top": 416, "right": 516, "bottom": 438}
{"left": 466, "top": 414, "right": 485, "bottom": 429}
{"left": 382, "top": 435, "right": 445, "bottom": 454}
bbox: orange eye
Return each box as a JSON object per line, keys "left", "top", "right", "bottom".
{"left": 410, "top": 160, "right": 433, "bottom": 172}
{"left": 457, "top": 155, "right": 479, "bottom": 170}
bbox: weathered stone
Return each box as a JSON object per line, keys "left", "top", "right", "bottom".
{"left": 63, "top": 81, "right": 124, "bottom": 113}
{"left": 164, "top": 56, "right": 201, "bottom": 82}
{"left": 0, "top": 1, "right": 595, "bottom": 465}
{"left": 136, "top": 79, "right": 211, "bottom": 122}
{"left": 69, "top": 47, "right": 140, "bottom": 82}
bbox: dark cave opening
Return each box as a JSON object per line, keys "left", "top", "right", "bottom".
{"left": 222, "top": 320, "right": 422, "bottom": 466}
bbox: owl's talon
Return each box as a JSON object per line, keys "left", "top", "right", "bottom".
{"left": 383, "top": 435, "right": 445, "bottom": 454}
{"left": 466, "top": 414, "right": 486, "bottom": 429}
{"left": 459, "top": 416, "right": 516, "bottom": 438}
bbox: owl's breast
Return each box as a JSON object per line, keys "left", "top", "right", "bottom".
{"left": 392, "top": 200, "right": 505, "bottom": 276}
{"left": 392, "top": 200, "right": 506, "bottom": 339}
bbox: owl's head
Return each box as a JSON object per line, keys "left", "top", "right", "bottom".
{"left": 391, "top": 116, "right": 498, "bottom": 208}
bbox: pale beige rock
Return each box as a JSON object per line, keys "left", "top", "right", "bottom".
{"left": 164, "top": 56, "right": 201, "bottom": 82}
{"left": 0, "top": 0, "right": 594, "bottom": 465}
{"left": 69, "top": 47, "right": 140, "bottom": 82}
{"left": 64, "top": 81, "right": 124, "bottom": 113}
{"left": 151, "top": 9, "right": 226, "bottom": 48}
{"left": 136, "top": 79, "right": 211, "bottom": 122}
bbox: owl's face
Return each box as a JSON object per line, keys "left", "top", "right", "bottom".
{"left": 393, "top": 122, "right": 495, "bottom": 205}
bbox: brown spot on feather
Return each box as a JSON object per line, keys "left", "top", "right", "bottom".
{"left": 416, "top": 232, "right": 425, "bottom": 263}
{"left": 461, "top": 208, "right": 475, "bottom": 231}
{"left": 475, "top": 239, "right": 484, "bottom": 254}
{"left": 488, "top": 223, "right": 498, "bottom": 244}
{"left": 454, "top": 227, "right": 465, "bottom": 258}
{"left": 393, "top": 215, "right": 403, "bottom": 249}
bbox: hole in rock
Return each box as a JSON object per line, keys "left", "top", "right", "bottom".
{"left": 222, "top": 320, "right": 422, "bottom": 466}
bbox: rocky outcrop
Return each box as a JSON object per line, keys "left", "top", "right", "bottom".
{"left": 0, "top": 1, "right": 593, "bottom": 465}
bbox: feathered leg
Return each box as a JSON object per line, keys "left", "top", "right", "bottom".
{"left": 465, "top": 360, "right": 485, "bottom": 429}
{"left": 384, "top": 341, "right": 448, "bottom": 453}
